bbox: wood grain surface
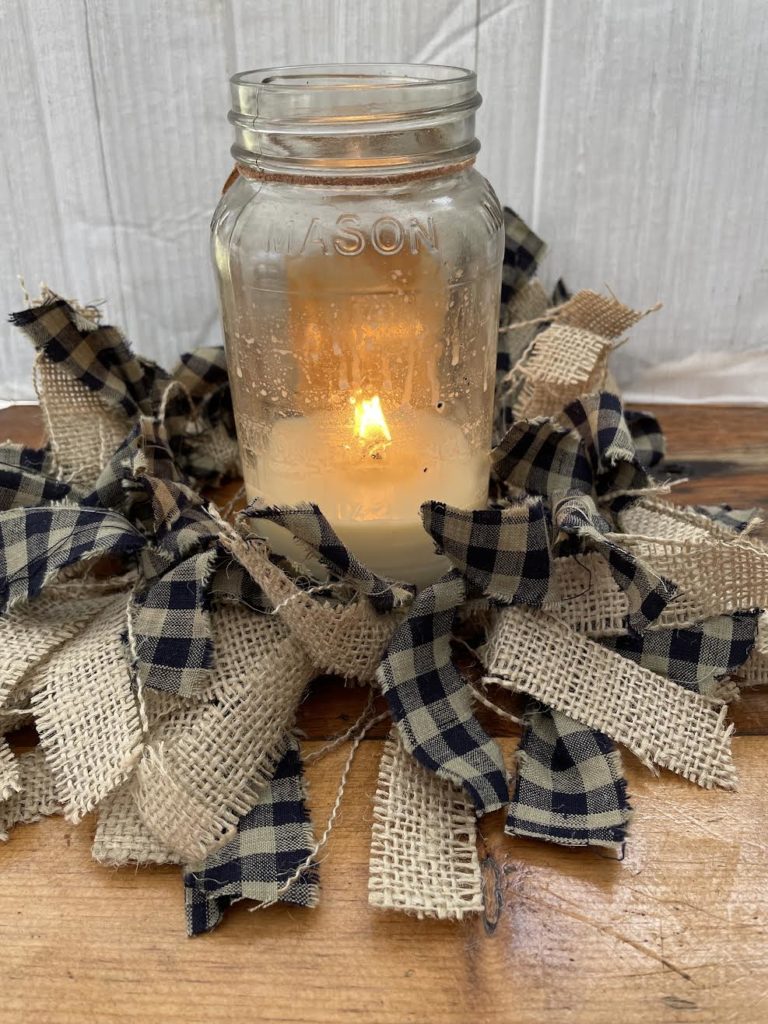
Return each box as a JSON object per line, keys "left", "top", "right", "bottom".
{"left": 0, "top": 403, "right": 767, "bottom": 1024}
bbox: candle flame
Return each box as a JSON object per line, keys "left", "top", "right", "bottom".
{"left": 354, "top": 395, "right": 392, "bottom": 444}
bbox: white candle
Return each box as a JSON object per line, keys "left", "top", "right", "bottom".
{"left": 244, "top": 399, "right": 489, "bottom": 586}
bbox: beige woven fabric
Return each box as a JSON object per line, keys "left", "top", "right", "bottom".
{"left": 484, "top": 606, "right": 736, "bottom": 790}
{"left": 32, "top": 594, "right": 143, "bottom": 822}
{"left": 757, "top": 612, "right": 768, "bottom": 655}
{"left": 508, "top": 290, "right": 653, "bottom": 420}
{"left": 741, "top": 648, "right": 768, "bottom": 689}
{"left": 515, "top": 324, "right": 612, "bottom": 419}
{"left": 619, "top": 499, "right": 763, "bottom": 543}
{"left": 0, "top": 747, "right": 61, "bottom": 841}
{"left": 35, "top": 354, "right": 131, "bottom": 488}
{"left": 616, "top": 532, "right": 768, "bottom": 622}
{"left": 222, "top": 533, "right": 400, "bottom": 681}
{"left": 92, "top": 782, "right": 180, "bottom": 866}
{"left": 556, "top": 289, "right": 650, "bottom": 338}
{"left": 134, "top": 603, "right": 314, "bottom": 862}
{"left": 0, "top": 738, "right": 20, "bottom": 801}
{"left": 0, "top": 583, "right": 123, "bottom": 709}
{"left": 546, "top": 499, "right": 768, "bottom": 636}
{"left": 368, "top": 729, "right": 484, "bottom": 920}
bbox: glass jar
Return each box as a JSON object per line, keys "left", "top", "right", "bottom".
{"left": 212, "top": 64, "right": 504, "bottom": 586}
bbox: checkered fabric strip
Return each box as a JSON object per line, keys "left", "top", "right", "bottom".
{"left": 508, "top": 705, "right": 631, "bottom": 848}
{"left": 0, "top": 443, "right": 75, "bottom": 509}
{"left": 132, "top": 546, "right": 219, "bottom": 695}
{"left": 600, "top": 611, "right": 760, "bottom": 694}
{"left": 10, "top": 298, "right": 160, "bottom": 417}
{"left": 243, "top": 501, "right": 415, "bottom": 612}
{"left": 500, "top": 206, "right": 547, "bottom": 303}
{"left": 82, "top": 424, "right": 148, "bottom": 519}
{"left": 492, "top": 391, "right": 654, "bottom": 501}
{"left": 554, "top": 493, "right": 677, "bottom": 633}
{"left": 421, "top": 499, "right": 552, "bottom": 605}
{"left": 184, "top": 739, "right": 318, "bottom": 936}
{"left": 694, "top": 504, "right": 763, "bottom": 534}
{"left": 377, "top": 570, "right": 509, "bottom": 814}
{"left": 492, "top": 416, "right": 593, "bottom": 498}
{"left": 0, "top": 505, "right": 145, "bottom": 613}
{"left": 625, "top": 409, "right": 665, "bottom": 469}
{"left": 562, "top": 392, "right": 652, "bottom": 495}
{"left": 171, "top": 347, "right": 230, "bottom": 398}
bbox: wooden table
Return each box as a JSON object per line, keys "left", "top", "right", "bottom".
{"left": 1, "top": 404, "right": 767, "bottom": 1024}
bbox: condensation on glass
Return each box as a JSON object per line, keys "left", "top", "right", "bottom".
{"left": 212, "top": 64, "right": 505, "bottom": 585}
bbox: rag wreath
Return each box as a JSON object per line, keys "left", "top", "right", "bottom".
{"left": 1, "top": 210, "right": 766, "bottom": 934}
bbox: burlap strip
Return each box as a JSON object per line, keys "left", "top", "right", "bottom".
{"left": 484, "top": 606, "right": 736, "bottom": 789}
{"left": 0, "top": 747, "right": 60, "bottom": 841}
{"left": 134, "top": 604, "right": 314, "bottom": 862}
{"left": 32, "top": 594, "right": 143, "bottom": 822}
{"left": 368, "top": 729, "right": 483, "bottom": 920}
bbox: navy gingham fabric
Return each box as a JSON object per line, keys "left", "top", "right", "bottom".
{"left": 377, "top": 570, "right": 509, "bottom": 814}
{"left": 500, "top": 206, "right": 547, "bottom": 303}
{"left": 421, "top": 499, "right": 552, "bottom": 605}
{"left": 601, "top": 611, "right": 759, "bottom": 694}
{"left": 10, "top": 299, "right": 160, "bottom": 417}
{"left": 694, "top": 504, "right": 763, "bottom": 534}
{"left": 0, "top": 443, "right": 76, "bottom": 508}
{"left": 0, "top": 505, "right": 145, "bottom": 613}
{"left": 492, "top": 392, "right": 677, "bottom": 633}
{"left": 184, "top": 739, "right": 318, "bottom": 935}
{"left": 508, "top": 705, "right": 631, "bottom": 848}
{"left": 243, "top": 501, "right": 415, "bottom": 612}
{"left": 10, "top": 296, "right": 238, "bottom": 484}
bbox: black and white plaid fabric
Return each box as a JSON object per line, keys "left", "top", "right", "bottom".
{"left": 0, "top": 505, "right": 145, "bottom": 613}
{"left": 11, "top": 298, "right": 159, "bottom": 417}
{"left": 601, "top": 611, "right": 759, "bottom": 694}
{"left": 11, "top": 298, "right": 238, "bottom": 485}
{"left": 421, "top": 499, "right": 552, "bottom": 605}
{"left": 377, "top": 570, "right": 509, "bottom": 814}
{"left": 694, "top": 504, "right": 762, "bottom": 534}
{"left": 508, "top": 705, "right": 631, "bottom": 848}
{"left": 500, "top": 206, "right": 547, "bottom": 303}
{"left": 493, "top": 392, "right": 676, "bottom": 633}
{"left": 132, "top": 547, "right": 220, "bottom": 695}
{"left": 243, "top": 501, "right": 415, "bottom": 612}
{"left": 554, "top": 493, "right": 676, "bottom": 633}
{"left": 625, "top": 409, "right": 665, "bottom": 469}
{"left": 184, "top": 738, "right": 318, "bottom": 935}
{"left": 0, "top": 443, "right": 76, "bottom": 508}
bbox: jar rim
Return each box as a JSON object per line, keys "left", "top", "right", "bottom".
{"left": 229, "top": 62, "right": 481, "bottom": 176}
{"left": 231, "top": 62, "right": 475, "bottom": 92}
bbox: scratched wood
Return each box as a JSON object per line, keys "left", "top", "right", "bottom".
{"left": 0, "top": 403, "right": 767, "bottom": 1024}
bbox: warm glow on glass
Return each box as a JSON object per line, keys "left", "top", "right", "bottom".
{"left": 354, "top": 395, "right": 392, "bottom": 444}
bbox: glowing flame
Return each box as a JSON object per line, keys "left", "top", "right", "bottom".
{"left": 354, "top": 395, "right": 392, "bottom": 444}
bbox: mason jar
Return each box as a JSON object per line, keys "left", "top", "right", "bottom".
{"left": 212, "top": 64, "right": 504, "bottom": 586}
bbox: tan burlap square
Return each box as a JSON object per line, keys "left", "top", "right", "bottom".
{"left": 32, "top": 594, "right": 143, "bottom": 822}
{"left": 222, "top": 533, "right": 400, "bottom": 682}
{"left": 34, "top": 354, "right": 131, "bottom": 488}
{"left": 368, "top": 729, "right": 484, "bottom": 920}
{"left": 0, "top": 747, "right": 61, "bottom": 841}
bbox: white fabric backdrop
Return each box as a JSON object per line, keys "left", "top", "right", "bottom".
{"left": 1, "top": 0, "right": 766, "bottom": 403}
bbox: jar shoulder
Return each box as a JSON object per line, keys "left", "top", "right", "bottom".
{"left": 211, "top": 168, "right": 503, "bottom": 263}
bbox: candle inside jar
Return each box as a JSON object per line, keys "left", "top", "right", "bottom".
{"left": 244, "top": 395, "right": 489, "bottom": 586}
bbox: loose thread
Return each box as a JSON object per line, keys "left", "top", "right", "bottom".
{"left": 303, "top": 690, "right": 377, "bottom": 764}
{"left": 471, "top": 683, "right": 524, "bottom": 726}
{"left": 249, "top": 707, "right": 390, "bottom": 911}
{"left": 124, "top": 584, "right": 150, "bottom": 741}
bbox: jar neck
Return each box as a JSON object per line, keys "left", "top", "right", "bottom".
{"left": 233, "top": 157, "right": 476, "bottom": 187}
{"left": 229, "top": 63, "right": 482, "bottom": 180}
